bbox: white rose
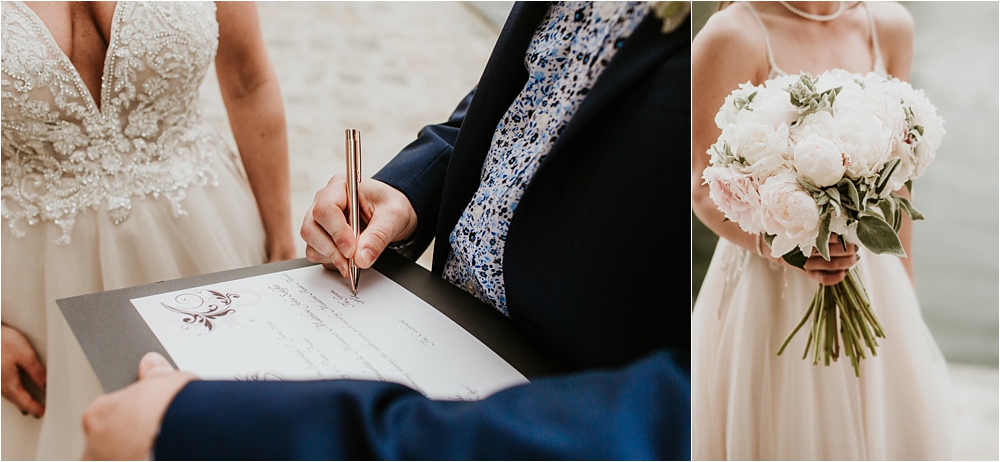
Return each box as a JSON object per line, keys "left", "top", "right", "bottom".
{"left": 758, "top": 172, "right": 821, "bottom": 258}
{"left": 793, "top": 133, "right": 846, "bottom": 187}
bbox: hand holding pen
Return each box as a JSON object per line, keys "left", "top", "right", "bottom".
{"left": 300, "top": 131, "right": 420, "bottom": 287}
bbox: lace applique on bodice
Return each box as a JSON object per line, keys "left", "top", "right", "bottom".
{"left": 1, "top": 1, "right": 232, "bottom": 244}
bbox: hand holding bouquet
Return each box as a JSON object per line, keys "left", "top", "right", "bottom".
{"left": 702, "top": 69, "right": 945, "bottom": 376}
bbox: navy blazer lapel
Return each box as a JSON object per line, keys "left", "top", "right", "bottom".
{"left": 551, "top": 11, "right": 691, "bottom": 150}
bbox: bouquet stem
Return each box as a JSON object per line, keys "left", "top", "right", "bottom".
{"left": 776, "top": 268, "right": 885, "bottom": 377}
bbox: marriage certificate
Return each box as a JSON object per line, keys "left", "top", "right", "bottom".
{"left": 129, "top": 265, "right": 528, "bottom": 401}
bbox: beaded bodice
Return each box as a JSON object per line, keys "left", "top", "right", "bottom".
{"left": 1, "top": 1, "right": 229, "bottom": 243}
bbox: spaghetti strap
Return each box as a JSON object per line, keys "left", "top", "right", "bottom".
{"left": 742, "top": 2, "right": 787, "bottom": 78}
{"left": 862, "top": 2, "right": 888, "bottom": 76}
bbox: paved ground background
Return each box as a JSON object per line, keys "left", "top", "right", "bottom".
{"left": 196, "top": 2, "right": 996, "bottom": 459}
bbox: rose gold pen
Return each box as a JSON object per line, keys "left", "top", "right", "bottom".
{"left": 345, "top": 128, "right": 362, "bottom": 295}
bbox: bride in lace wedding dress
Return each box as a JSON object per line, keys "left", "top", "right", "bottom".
{"left": 690, "top": 2, "right": 954, "bottom": 460}
{"left": 1, "top": 2, "right": 296, "bottom": 459}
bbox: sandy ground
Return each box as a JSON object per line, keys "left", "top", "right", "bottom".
{"left": 196, "top": 2, "right": 997, "bottom": 459}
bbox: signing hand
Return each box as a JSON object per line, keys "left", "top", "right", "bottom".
{"left": 1, "top": 323, "right": 46, "bottom": 417}
{"left": 81, "top": 352, "right": 195, "bottom": 460}
{"left": 801, "top": 234, "right": 860, "bottom": 286}
{"left": 301, "top": 175, "right": 417, "bottom": 277}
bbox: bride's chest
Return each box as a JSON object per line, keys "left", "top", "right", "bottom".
{"left": 1, "top": 1, "right": 220, "bottom": 144}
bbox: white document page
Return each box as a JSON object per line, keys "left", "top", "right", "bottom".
{"left": 130, "top": 265, "right": 528, "bottom": 400}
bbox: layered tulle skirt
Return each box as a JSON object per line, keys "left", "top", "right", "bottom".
{"left": 2, "top": 153, "right": 267, "bottom": 460}
{"left": 692, "top": 238, "right": 955, "bottom": 460}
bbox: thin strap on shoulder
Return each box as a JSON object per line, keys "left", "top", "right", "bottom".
{"left": 861, "top": 2, "right": 887, "bottom": 76}
{"left": 742, "top": 2, "right": 785, "bottom": 77}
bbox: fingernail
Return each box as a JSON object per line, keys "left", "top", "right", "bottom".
{"left": 143, "top": 352, "right": 169, "bottom": 368}
{"left": 338, "top": 242, "right": 352, "bottom": 257}
{"left": 358, "top": 249, "right": 374, "bottom": 267}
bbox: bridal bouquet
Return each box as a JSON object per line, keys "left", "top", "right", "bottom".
{"left": 702, "top": 69, "right": 944, "bottom": 376}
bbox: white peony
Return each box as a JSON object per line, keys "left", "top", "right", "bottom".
{"left": 737, "top": 77, "right": 800, "bottom": 130}
{"left": 792, "top": 133, "right": 846, "bottom": 187}
{"left": 818, "top": 69, "right": 864, "bottom": 94}
{"left": 758, "top": 172, "right": 821, "bottom": 258}
{"left": 905, "top": 87, "right": 946, "bottom": 180}
{"left": 718, "top": 121, "right": 791, "bottom": 166}
{"left": 714, "top": 81, "right": 758, "bottom": 128}
{"left": 702, "top": 165, "right": 764, "bottom": 235}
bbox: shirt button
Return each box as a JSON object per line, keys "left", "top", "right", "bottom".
{"left": 464, "top": 280, "right": 479, "bottom": 296}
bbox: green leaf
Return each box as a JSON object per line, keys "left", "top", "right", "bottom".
{"left": 839, "top": 178, "right": 861, "bottom": 211}
{"left": 783, "top": 248, "right": 809, "bottom": 269}
{"left": 877, "top": 200, "right": 897, "bottom": 230}
{"left": 857, "top": 214, "right": 906, "bottom": 256}
{"left": 797, "top": 177, "right": 821, "bottom": 194}
{"left": 875, "top": 158, "right": 901, "bottom": 196}
{"left": 825, "top": 186, "right": 841, "bottom": 204}
{"left": 894, "top": 194, "right": 925, "bottom": 221}
{"left": 765, "top": 235, "right": 809, "bottom": 268}
{"left": 815, "top": 214, "right": 832, "bottom": 260}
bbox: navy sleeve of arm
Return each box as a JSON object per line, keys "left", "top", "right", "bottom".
{"left": 370, "top": 89, "right": 474, "bottom": 258}
{"left": 153, "top": 349, "right": 689, "bottom": 460}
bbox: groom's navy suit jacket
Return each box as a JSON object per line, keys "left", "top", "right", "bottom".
{"left": 154, "top": 4, "right": 691, "bottom": 460}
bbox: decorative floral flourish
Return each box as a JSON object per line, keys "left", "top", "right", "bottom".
{"left": 160, "top": 289, "right": 241, "bottom": 333}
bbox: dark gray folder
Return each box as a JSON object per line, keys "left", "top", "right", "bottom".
{"left": 57, "top": 250, "right": 573, "bottom": 393}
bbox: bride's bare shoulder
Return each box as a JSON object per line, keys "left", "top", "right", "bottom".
{"left": 693, "top": 4, "right": 768, "bottom": 62}
{"left": 864, "top": 1, "right": 915, "bottom": 76}
{"left": 866, "top": 2, "right": 915, "bottom": 44}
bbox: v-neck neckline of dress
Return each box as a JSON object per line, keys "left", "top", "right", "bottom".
{"left": 14, "top": 1, "right": 123, "bottom": 114}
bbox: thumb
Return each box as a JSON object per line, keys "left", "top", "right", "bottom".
{"left": 137, "top": 352, "right": 176, "bottom": 380}
{"left": 355, "top": 213, "right": 406, "bottom": 269}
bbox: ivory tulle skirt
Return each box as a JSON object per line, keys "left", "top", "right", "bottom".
{"left": 691, "top": 238, "right": 955, "bottom": 460}
{"left": 1, "top": 155, "right": 267, "bottom": 460}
